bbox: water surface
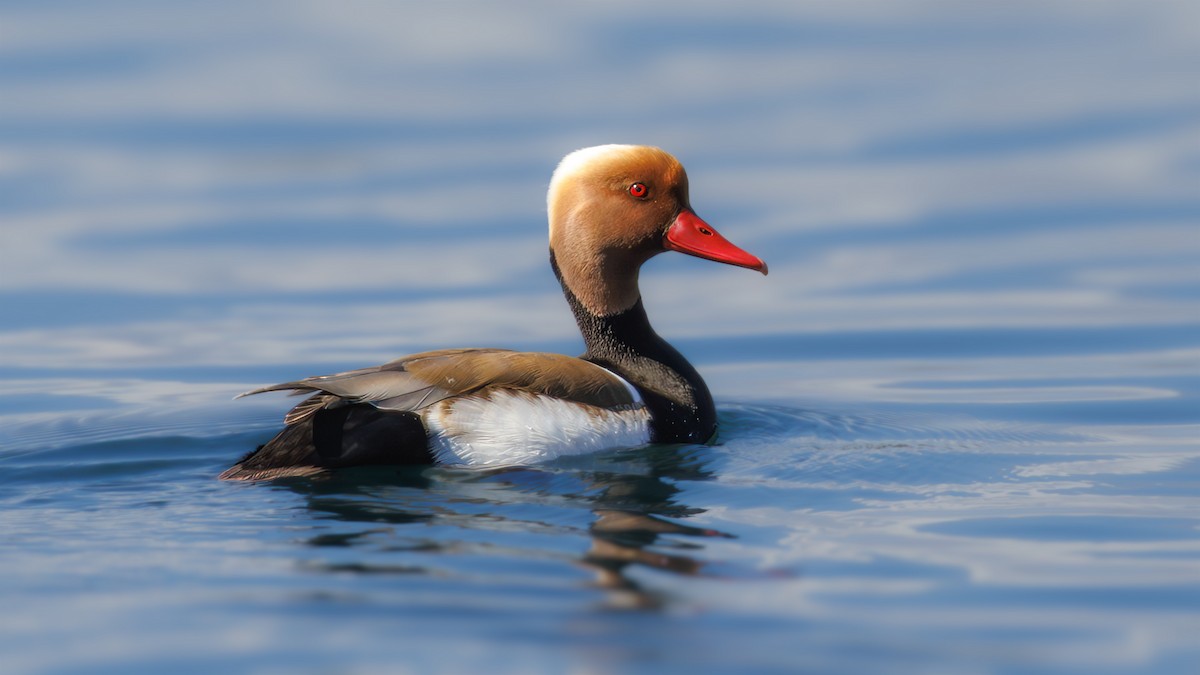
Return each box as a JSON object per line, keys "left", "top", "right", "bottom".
{"left": 2, "top": 3, "right": 1199, "bottom": 674}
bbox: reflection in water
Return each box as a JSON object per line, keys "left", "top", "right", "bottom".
{"left": 276, "top": 445, "right": 730, "bottom": 610}
{"left": 585, "top": 509, "right": 732, "bottom": 610}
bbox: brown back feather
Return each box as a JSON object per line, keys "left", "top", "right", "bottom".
{"left": 244, "top": 348, "right": 639, "bottom": 425}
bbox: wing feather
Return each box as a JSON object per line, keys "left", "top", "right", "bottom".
{"left": 239, "top": 348, "right": 640, "bottom": 424}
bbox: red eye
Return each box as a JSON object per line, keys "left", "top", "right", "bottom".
{"left": 628, "top": 182, "right": 648, "bottom": 198}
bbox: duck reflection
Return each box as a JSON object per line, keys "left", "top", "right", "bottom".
{"left": 273, "top": 444, "right": 730, "bottom": 609}
{"left": 585, "top": 508, "right": 732, "bottom": 609}
{"left": 570, "top": 448, "right": 733, "bottom": 609}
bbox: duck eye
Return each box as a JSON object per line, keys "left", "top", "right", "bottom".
{"left": 628, "top": 182, "right": 648, "bottom": 199}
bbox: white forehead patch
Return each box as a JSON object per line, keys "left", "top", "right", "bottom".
{"left": 547, "top": 144, "right": 640, "bottom": 210}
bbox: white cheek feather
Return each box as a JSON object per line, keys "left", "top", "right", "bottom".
{"left": 422, "top": 389, "right": 651, "bottom": 466}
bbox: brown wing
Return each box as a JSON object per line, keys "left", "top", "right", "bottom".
{"left": 238, "top": 348, "right": 639, "bottom": 424}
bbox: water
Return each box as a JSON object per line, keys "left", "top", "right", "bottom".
{"left": 2, "top": 2, "right": 1199, "bottom": 674}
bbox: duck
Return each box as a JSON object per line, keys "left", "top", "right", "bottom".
{"left": 221, "top": 145, "right": 767, "bottom": 480}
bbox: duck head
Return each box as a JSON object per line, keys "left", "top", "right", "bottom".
{"left": 548, "top": 144, "right": 767, "bottom": 317}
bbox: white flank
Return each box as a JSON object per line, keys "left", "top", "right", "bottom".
{"left": 422, "top": 389, "right": 651, "bottom": 466}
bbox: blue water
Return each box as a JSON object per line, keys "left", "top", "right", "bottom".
{"left": 2, "top": 3, "right": 1200, "bottom": 674}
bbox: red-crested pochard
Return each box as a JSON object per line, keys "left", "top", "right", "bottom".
{"left": 221, "top": 145, "right": 766, "bottom": 480}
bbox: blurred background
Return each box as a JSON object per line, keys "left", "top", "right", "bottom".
{"left": 2, "top": 1, "right": 1196, "bottom": 379}
{"left": 1, "top": 2, "right": 1199, "bottom": 674}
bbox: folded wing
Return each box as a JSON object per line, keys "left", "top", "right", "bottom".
{"left": 239, "top": 347, "right": 642, "bottom": 425}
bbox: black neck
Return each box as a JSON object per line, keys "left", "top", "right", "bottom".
{"left": 551, "top": 251, "right": 716, "bottom": 443}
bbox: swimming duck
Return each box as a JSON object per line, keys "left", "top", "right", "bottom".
{"left": 221, "top": 145, "right": 767, "bottom": 480}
